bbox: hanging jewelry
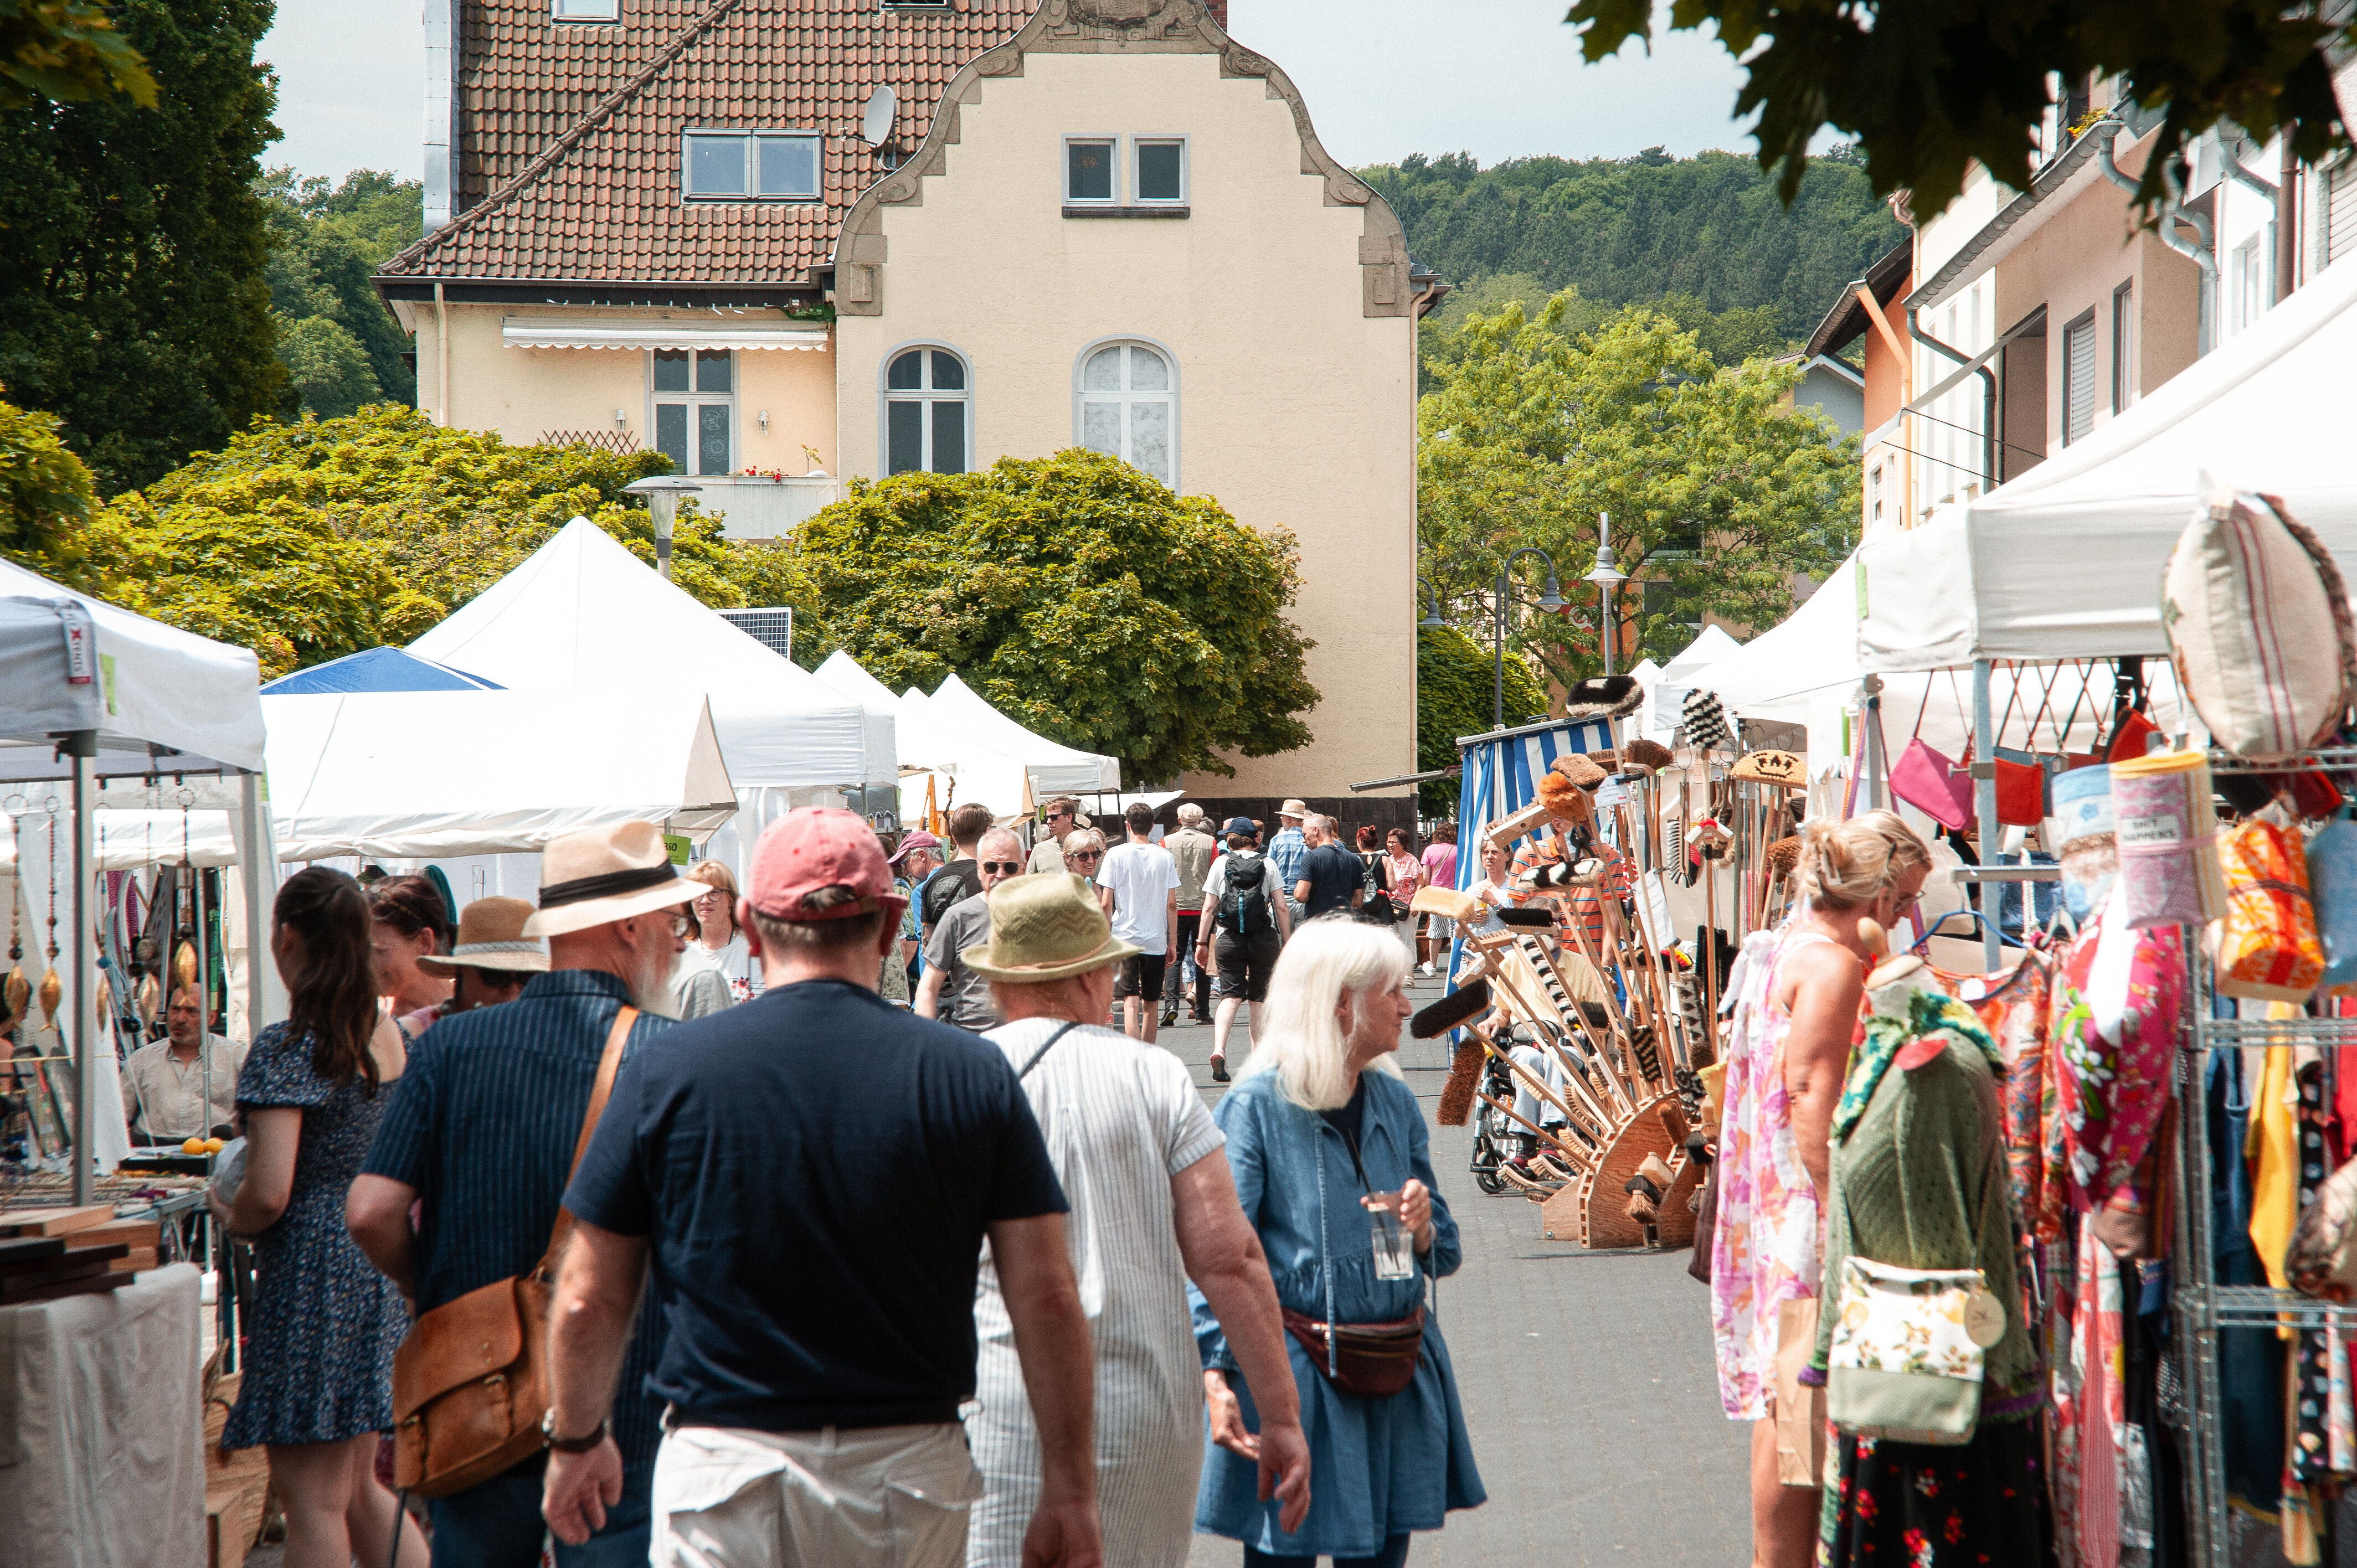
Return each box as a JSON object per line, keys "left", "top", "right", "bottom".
{"left": 172, "top": 783, "right": 198, "bottom": 995}
{"left": 133, "top": 808, "right": 159, "bottom": 1031}
{"left": 2, "top": 798, "right": 25, "bottom": 1036}
{"left": 37, "top": 799, "right": 61, "bottom": 1030}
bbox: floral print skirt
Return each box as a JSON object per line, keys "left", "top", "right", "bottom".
{"left": 1819, "top": 1419, "right": 2052, "bottom": 1568}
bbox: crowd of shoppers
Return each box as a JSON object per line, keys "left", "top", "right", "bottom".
{"left": 205, "top": 791, "right": 1474, "bottom": 1568}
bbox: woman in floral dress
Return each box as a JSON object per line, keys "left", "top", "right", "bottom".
{"left": 1712, "top": 811, "right": 1931, "bottom": 1568}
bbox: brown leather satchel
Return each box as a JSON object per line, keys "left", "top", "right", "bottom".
{"left": 391, "top": 1006, "right": 635, "bottom": 1497}
{"left": 1282, "top": 1306, "right": 1425, "bottom": 1400}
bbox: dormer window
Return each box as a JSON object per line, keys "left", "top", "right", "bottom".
{"left": 682, "top": 130, "right": 822, "bottom": 202}
{"left": 553, "top": 0, "right": 618, "bottom": 18}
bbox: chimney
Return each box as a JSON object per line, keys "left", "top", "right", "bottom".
{"left": 1204, "top": 0, "right": 1227, "bottom": 27}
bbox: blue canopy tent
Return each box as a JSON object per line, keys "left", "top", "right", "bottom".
{"left": 260, "top": 646, "right": 503, "bottom": 695}
{"left": 1447, "top": 715, "right": 1617, "bottom": 988}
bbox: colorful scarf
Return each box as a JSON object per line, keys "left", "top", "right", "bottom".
{"left": 1833, "top": 985, "right": 2005, "bottom": 1143}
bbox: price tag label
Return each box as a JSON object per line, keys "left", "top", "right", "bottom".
{"left": 1963, "top": 1286, "right": 2006, "bottom": 1348}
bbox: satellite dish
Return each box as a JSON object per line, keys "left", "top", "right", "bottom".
{"left": 861, "top": 84, "right": 897, "bottom": 148}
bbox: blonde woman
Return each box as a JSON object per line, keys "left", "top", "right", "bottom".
{"left": 1191, "top": 920, "right": 1486, "bottom": 1565}
{"left": 1063, "top": 828, "right": 1115, "bottom": 921}
{"left": 1710, "top": 809, "right": 1930, "bottom": 1568}
{"left": 678, "top": 860, "right": 758, "bottom": 1001}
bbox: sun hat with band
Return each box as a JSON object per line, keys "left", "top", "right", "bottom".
{"left": 1276, "top": 798, "right": 1308, "bottom": 822}
{"left": 960, "top": 873, "right": 1140, "bottom": 983}
{"left": 749, "top": 807, "right": 908, "bottom": 924}
{"left": 417, "top": 896, "right": 548, "bottom": 974}
{"left": 523, "top": 819, "right": 700, "bottom": 938}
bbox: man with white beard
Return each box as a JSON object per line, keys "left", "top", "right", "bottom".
{"left": 348, "top": 819, "right": 693, "bottom": 1565}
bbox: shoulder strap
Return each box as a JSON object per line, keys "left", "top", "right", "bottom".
{"left": 1017, "top": 1020, "right": 1082, "bottom": 1079}
{"left": 539, "top": 1003, "right": 636, "bottom": 1274}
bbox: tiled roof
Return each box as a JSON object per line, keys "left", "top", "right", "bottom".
{"left": 380, "top": 0, "right": 1037, "bottom": 285}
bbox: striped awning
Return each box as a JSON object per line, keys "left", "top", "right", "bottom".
{"left": 501, "top": 317, "right": 829, "bottom": 351}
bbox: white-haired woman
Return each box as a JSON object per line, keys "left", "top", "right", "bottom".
{"left": 1191, "top": 918, "right": 1485, "bottom": 1566}
{"left": 1710, "top": 809, "right": 1930, "bottom": 1568}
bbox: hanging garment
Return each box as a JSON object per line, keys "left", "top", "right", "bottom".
{"left": 1954, "top": 953, "right": 2058, "bottom": 1236}
{"left": 2208, "top": 1048, "right": 2290, "bottom": 1515}
{"left": 2073, "top": 1211, "right": 2124, "bottom": 1568}
{"left": 2247, "top": 1029, "right": 2305, "bottom": 1293}
{"left": 2050, "top": 894, "right": 2184, "bottom": 1211}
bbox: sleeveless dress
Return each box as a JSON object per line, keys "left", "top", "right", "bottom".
{"left": 220, "top": 1023, "right": 410, "bottom": 1450}
{"left": 1710, "top": 925, "right": 1843, "bottom": 1421}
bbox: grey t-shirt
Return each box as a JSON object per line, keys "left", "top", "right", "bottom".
{"left": 924, "top": 891, "right": 1001, "bottom": 1030}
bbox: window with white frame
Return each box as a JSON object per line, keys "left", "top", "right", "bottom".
{"left": 1065, "top": 138, "right": 1115, "bottom": 204}
{"left": 2111, "top": 280, "right": 2135, "bottom": 411}
{"left": 553, "top": 0, "right": 617, "bottom": 17}
{"left": 1077, "top": 341, "right": 1175, "bottom": 486}
{"left": 1133, "top": 137, "right": 1186, "bottom": 203}
{"left": 651, "top": 348, "right": 734, "bottom": 475}
{"left": 2061, "top": 309, "right": 2096, "bottom": 446}
{"left": 682, "top": 130, "right": 822, "bottom": 201}
{"left": 882, "top": 347, "right": 969, "bottom": 475}
{"left": 1867, "top": 462, "right": 1883, "bottom": 527}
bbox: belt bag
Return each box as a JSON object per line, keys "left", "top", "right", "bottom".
{"left": 1282, "top": 1306, "right": 1424, "bottom": 1399}
{"left": 391, "top": 1006, "right": 635, "bottom": 1498}
{"left": 1826, "top": 1255, "right": 1990, "bottom": 1447}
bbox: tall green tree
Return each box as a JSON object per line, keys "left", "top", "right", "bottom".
{"left": 259, "top": 167, "right": 421, "bottom": 416}
{"left": 794, "top": 450, "right": 1318, "bottom": 786}
{"left": 1563, "top": 0, "right": 2354, "bottom": 219}
{"left": 1, "top": 0, "right": 155, "bottom": 108}
{"left": 1362, "top": 147, "right": 1904, "bottom": 344}
{"left": 0, "top": 0, "right": 282, "bottom": 493}
{"left": 1420, "top": 295, "right": 1857, "bottom": 692}
{"left": 0, "top": 391, "right": 98, "bottom": 559}
{"left": 1416, "top": 624, "right": 1547, "bottom": 816}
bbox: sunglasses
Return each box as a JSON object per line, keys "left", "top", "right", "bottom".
{"left": 981, "top": 860, "right": 1024, "bottom": 874}
{"left": 1066, "top": 850, "right": 1103, "bottom": 864}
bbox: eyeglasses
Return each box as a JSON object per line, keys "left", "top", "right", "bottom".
{"left": 981, "top": 861, "right": 1024, "bottom": 874}
{"left": 666, "top": 913, "right": 694, "bottom": 937}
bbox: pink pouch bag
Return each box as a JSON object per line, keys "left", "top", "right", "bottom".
{"left": 1892, "top": 736, "right": 1975, "bottom": 831}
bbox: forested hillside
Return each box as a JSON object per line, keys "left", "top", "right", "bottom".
{"left": 1361, "top": 146, "right": 1906, "bottom": 348}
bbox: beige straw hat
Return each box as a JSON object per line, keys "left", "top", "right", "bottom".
{"left": 960, "top": 874, "right": 1141, "bottom": 983}
{"left": 523, "top": 820, "right": 699, "bottom": 937}
{"left": 417, "top": 897, "right": 549, "bottom": 974}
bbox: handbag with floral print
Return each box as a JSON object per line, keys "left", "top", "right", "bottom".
{"left": 1826, "top": 1255, "right": 1998, "bottom": 1446}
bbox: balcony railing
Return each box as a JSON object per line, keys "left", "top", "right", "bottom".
{"left": 689, "top": 473, "right": 843, "bottom": 541}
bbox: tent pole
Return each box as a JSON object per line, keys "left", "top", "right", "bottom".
{"left": 1861, "top": 673, "right": 1887, "bottom": 811}
{"left": 69, "top": 733, "right": 95, "bottom": 1206}
{"left": 238, "top": 773, "right": 275, "bottom": 1034}
{"left": 1972, "top": 661, "right": 2000, "bottom": 972}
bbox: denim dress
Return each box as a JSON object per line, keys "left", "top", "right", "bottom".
{"left": 1190, "top": 1069, "right": 1485, "bottom": 1557}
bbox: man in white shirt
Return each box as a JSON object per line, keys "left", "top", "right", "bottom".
{"left": 122, "top": 985, "right": 244, "bottom": 1144}
{"left": 1095, "top": 802, "right": 1179, "bottom": 1044}
{"left": 1194, "top": 819, "right": 1292, "bottom": 1081}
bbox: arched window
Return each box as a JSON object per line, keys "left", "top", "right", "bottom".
{"left": 881, "top": 345, "right": 970, "bottom": 474}
{"left": 1075, "top": 339, "right": 1176, "bottom": 487}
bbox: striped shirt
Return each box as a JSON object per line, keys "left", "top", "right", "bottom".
{"left": 362, "top": 968, "right": 672, "bottom": 1473}
{"left": 966, "top": 1018, "right": 1224, "bottom": 1568}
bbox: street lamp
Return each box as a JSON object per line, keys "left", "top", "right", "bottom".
{"left": 1416, "top": 576, "right": 1447, "bottom": 630}
{"left": 622, "top": 474, "right": 702, "bottom": 581}
{"left": 1493, "top": 548, "right": 1563, "bottom": 731}
{"left": 1583, "top": 511, "right": 1628, "bottom": 677}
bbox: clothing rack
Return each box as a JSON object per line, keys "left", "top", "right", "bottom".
{"left": 2170, "top": 744, "right": 2357, "bottom": 1566}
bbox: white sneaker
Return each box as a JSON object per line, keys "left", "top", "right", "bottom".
{"left": 1417, "top": 962, "right": 1434, "bottom": 976}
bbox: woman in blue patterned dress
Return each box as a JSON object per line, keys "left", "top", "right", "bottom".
{"left": 212, "top": 867, "right": 424, "bottom": 1568}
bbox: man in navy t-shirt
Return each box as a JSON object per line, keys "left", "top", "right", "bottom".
{"left": 539, "top": 809, "right": 1100, "bottom": 1568}
{"left": 1293, "top": 814, "right": 1366, "bottom": 920}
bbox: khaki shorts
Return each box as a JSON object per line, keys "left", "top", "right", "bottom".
{"left": 1773, "top": 1297, "right": 1826, "bottom": 1488}
{"left": 651, "top": 1421, "right": 981, "bottom": 1568}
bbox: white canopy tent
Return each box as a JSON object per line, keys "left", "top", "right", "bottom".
{"left": 1859, "top": 250, "right": 2357, "bottom": 673}
{"left": 812, "top": 653, "right": 1030, "bottom": 829}
{"left": 0, "top": 564, "right": 273, "bottom": 1194}
{"left": 410, "top": 518, "right": 888, "bottom": 793}
{"left": 920, "top": 673, "right": 1122, "bottom": 796}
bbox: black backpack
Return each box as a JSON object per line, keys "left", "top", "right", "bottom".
{"left": 1218, "top": 856, "right": 1269, "bottom": 935}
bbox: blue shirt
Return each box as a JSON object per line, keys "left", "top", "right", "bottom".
{"left": 1267, "top": 827, "right": 1309, "bottom": 895}
{"left": 362, "top": 969, "right": 672, "bottom": 1474}
{"left": 564, "top": 977, "right": 1068, "bottom": 1433}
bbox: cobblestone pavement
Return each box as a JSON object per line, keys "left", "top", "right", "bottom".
{"left": 1170, "top": 962, "right": 1750, "bottom": 1568}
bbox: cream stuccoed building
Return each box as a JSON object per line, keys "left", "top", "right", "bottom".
{"left": 374, "top": 0, "right": 1439, "bottom": 831}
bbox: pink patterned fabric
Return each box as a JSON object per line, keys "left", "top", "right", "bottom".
{"left": 1711, "top": 925, "right": 1840, "bottom": 1421}
{"left": 2050, "top": 902, "right": 2184, "bottom": 1211}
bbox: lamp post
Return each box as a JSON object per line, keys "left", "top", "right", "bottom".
{"left": 1583, "top": 511, "right": 1628, "bottom": 677}
{"left": 1416, "top": 576, "right": 1447, "bottom": 630}
{"left": 1492, "top": 548, "right": 1563, "bottom": 731}
{"left": 623, "top": 474, "right": 702, "bottom": 581}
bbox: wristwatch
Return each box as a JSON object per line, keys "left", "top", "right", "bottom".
{"left": 541, "top": 1409, "right": 609, "bottom": 1453}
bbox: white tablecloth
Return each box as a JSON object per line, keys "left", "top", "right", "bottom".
{"left": 0, "top": 1262, "right": 204, "bottom": 1567}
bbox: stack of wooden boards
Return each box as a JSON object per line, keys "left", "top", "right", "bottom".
{"left": 0, "top": 1203, "right": 161, "bottom": 1303}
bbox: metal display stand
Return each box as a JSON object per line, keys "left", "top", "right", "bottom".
{"left": 2169, "top": 745, "right": 2357, "bottom": 1566}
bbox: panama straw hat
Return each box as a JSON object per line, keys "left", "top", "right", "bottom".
{"left": 417, "top": 896, "right": 548, "bottom": 974}
{"left": 961, "top": 873, "right": 1141, "bottom": 983}
{"left": 1277, "top": 798, "right": 1309, "bottom": 821}
{"left": 523, "top": 820, "right": 699, "bottom": 937}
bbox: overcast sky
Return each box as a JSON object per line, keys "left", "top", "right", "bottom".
{"left": 256, "top": 1, "right": 1766, "bottom": 184}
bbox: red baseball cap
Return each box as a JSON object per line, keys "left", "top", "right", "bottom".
{"left": 748, "top": 808, "right": 908, "bottom": 922}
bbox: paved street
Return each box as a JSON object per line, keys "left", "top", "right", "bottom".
{"left": 1170, "top": 963, "right": 1750, "bottom": 1568}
